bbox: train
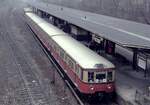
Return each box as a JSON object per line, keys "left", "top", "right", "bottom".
{"left": 24, "top": 10, "right": 115, "bottom": 97}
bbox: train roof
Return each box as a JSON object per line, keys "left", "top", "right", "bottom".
{"left": 26, "top": 12, "right": 44, "bottom": 24}
{"left": 25, "top": 12, "right": 115, "bottom": 69}
{"left": 52, "top": 35, "right": 115, "bottom": 69}
{"left": 26, "top": 12, "right": 66, "bottom": 36}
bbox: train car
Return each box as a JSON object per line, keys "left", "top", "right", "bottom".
{"left": 25, "top": 12, "right": 115, "bottom": 97}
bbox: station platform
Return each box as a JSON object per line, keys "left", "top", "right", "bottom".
{"left": 101, "top": 53, "right": 150, "bottom": 105}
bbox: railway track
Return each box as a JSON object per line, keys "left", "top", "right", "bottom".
{"left": 0, "top": 22, "right": 32, "bottom": 105}
{"left": 0, "top": 4, "right": 52, "bottom": 105}
{"left": 26, "top": 12, "right": 118, "bottom": 105}
{"left": 5, "top": 34, "right": 49, "bottom": 105}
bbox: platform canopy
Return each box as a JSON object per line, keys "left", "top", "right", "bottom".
{"left": 27, "top": 1, "right": 150, "bottom": 49}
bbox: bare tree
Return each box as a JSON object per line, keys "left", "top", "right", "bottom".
{"left": 136, "top": 0, "right": 150, "bottom": 24}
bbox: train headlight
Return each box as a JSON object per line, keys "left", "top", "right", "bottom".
{"left": 90, "top": 87, "right": 94, "bottom": 90}
{"left": 107, "top": 85, "right": 112, "bottom": 89}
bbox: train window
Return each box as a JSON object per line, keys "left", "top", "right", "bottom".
{"left": 53, "top": 45, "right": 56, "bottom": 51}
{"left": 60, "top": 50, "right": 65, "bottom": 59}
{"left": 107, "top": 72, "right": 113, "bottom": 82}
{"left": 68, "top": 60, "right": 74, "bottom": 69}
{"left": 64, "top": 54, "right": 68, "bottom": 62}
{"left": 78, "top": 68, "right": 82, "bottom": 79}
{"left": 75, "top": 65, "right": 79, "bottom": 74}
{"left": 88, "top": 72, "right": 94, "bottom": 83}
{"left": 95, "top": 73, "right": 106, "bottom": 83}
{"left": 67, "top": 56, "right": 75, "bottom": 70}
{"left": 56, "top": 45, "right": 59, "bottom": 53}
{"left": 76, "top": 66, "right": 81, "bottom": 79}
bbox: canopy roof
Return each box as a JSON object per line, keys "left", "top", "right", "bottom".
{"left": 28, "top": 1, "right": 150, "bottom": 49}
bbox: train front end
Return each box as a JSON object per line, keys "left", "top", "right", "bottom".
{"left": 79, "top": 69, "right": 115, "bottom": 94}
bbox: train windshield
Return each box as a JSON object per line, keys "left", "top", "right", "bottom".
{"left": 95, "top": 72, "right": 106, "bottom": 83}
{"left": 87, "top": 71, "right": 114, "bottom": 83}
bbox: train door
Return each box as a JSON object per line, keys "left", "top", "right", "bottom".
{"left": 75, "top": 64, "right": 82, "bottom": 87}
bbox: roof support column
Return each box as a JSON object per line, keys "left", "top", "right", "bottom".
{"left": 133, "top": 48, "right": 138, "bottom": 70}
{"left": 63, "top": 22, "right": 71, "bottom": 33}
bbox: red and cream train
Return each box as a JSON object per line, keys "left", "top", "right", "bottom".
{"left": 24, "top": 10, "right": 115, "bottom": 96}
